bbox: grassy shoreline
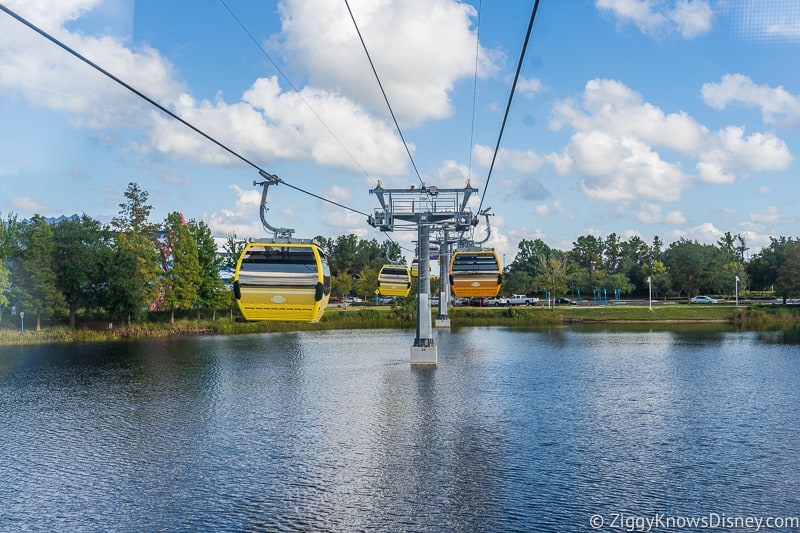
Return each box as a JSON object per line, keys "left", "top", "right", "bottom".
{"left": 1, "top": 304, "right": 798, "bottom": 346}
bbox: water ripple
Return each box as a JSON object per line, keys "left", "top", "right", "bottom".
{"left": 2, "top": 328, "right": 800, "bottom": 530}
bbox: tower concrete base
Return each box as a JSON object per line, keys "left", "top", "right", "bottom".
{"left": 411, "top": 344, "right": 438, "bottom": 365}
{"left": 434, "top": 318, "right": 451, "bottom": 328}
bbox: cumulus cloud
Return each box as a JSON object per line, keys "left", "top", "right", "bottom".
{"left": 671, "top": 221, "right": 723, "bottom": 244}
{"left": 206, "top": 184, "right": 264, "bottom": 239}
{"left": 749, "top": 206, "right": 795, "bottom": 226}
{"left": 701, "top": 73, "right": 800, "bottom": 126}
{"left": 595, "top": 0, "right": 714, "bottom": 38}
{"left": 276, "top": 0, "right": 498, "bottom": 127}
{"left": 472, "top": 145, "right": 545, "bottom": 173}
{"left": 548, "top": 78, "right": 793, "bottom": 206}
{"left": 633, "top": 203, "right": 687, "bottom": 225}
{"left": 697, "top": 126, "right": 793, "bottom": 184}
{"left": 550, "top": 130, "right": 688, "bottom": 202}
{"left": 2, "top": 0, "right": 493, "bottom": 178}
{"left": 517, "top": 76, "right": 545, "bottom": 97}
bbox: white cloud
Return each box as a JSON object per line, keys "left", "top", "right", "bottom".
{"left": 669, "top": 0, "right": 714, "bottom": 38}
{"left": 551, "top": 79, "right": 707, "bottom": 153}
{"left": 517, "top": 76, "right": 545, "bottom": 97}
{"left": 595, "top": 0, "right": 713, "bottom": 38}
{"left": 553, "top": 130, "right": 687, "bottom": 202}
{"left": 672, "top": 221, "right": 723, "bottom": 244}
{"left": 549, "top": 78, "right": 793, "bottom": 204}
{"left": 697, "top": 126, "right": 793, "bottom": 184}
{"left": 277, "top": 0, "right": 498, "bottom": 127}
{"left": 10, "top": 196, "right": 51, "bottom": 213}
{"left": 701, "top": 73, "right": 800, "bottom": 126}
{"left": 472, "top": 145, "right": 545, "bottom": 173}
{"left": 0, "top": 2, "right": 422, "bottom": 176}
{"left": 749, "top": 206, "right": 795, "bottom": 226}
{"left": 206, "top": 184, "right": 264, "bottom": 239}
{"left": 665, "top": 210, "right": 688, "bottom": 224}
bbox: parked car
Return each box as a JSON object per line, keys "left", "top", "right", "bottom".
{"left": 555, "top": 297, "right": 576, "bottom": 305}
{"left": 469, "top": 297, "right": 489, "bottom": 307}
{"left": 691, "top": 295, "right": 718, "bottom": 304}
{"left": 507, "top": 294, "right": 538, "bottom": 306}
{"left": 486, "top": 296, "right": 508, "bottom": 306}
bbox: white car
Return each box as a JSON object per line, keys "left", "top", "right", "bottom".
{"left": 691, "top": 295, "right": 718, "bottom": 304}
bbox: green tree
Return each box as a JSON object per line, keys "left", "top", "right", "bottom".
{"left": 112, "top": 182, "right": 156, "bottom": 233}
{"left": 501, "top": 269, "right": 534, "bottom": 296}
{"left": 354, "top": 266, "right": 379, "bottom": 301}
{"left": 747, "top": 237, "right": 795, "bottom": 298}
{"left": 641, "top": 259, "right": 671, "bottom": 300}
{"left": 331, "top": 272, "right": 353, "bottom": 299}
{"left": 106, "top": 184, "right": 161, "bottom": 324}
{"left": 534, "top": 256, "right": 569, "bottom": 309}
{"left": 322, "top": 234, "right": 401, "bottom": 277}
{"left": 0, "top": 263, "right": 9, "bottom": 315}
{"left": 663, "top": 239, "right": 727, "bottom": 300}
{"left": 776, "top": 241, "right": 800, "bottom": 301}
{"left": 188, "top": 218, "right": 227, "bottom": 319}
{"left": 223, "top": 232, "right": 246, "bottom": 272}
{"left": 619, "top": 235, "right": 651, "bottom": 294}
{"left": 603, "top": 233, "right": 623, "bottom": 274}
{"left": 569, "top": 235, "right": 605, "bottom": 291}
{"left": 652, "top": 236, "right": 664, "bottom": 260}
{"left": 52, "top": 214, "right": 110, "bottom": 328}
{"left": 9, "top": 215, "right": 65, "bottom": 331}
{"left": 327, "top": 234, "right": 360, "bottom": 275}
{"left": 0, "top": 212, "right": 20, "bottom": 319}
{"left": 508, "top": 238, "right": 553, "bottom": 278}
{"left": 160, "top": 212, "right": 202, "bottom": 324}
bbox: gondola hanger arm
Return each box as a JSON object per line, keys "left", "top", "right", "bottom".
{"left": 255, "top": 171, "right": 294, "bottom": 239}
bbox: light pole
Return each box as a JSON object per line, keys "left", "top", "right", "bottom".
{"left": 735, "top": 275, "right": 740, "bottom": 307}
{"left": 648, "top": 276, "right": 652, "bottom": 311}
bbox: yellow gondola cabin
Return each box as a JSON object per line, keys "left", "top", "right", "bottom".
{"left": 233, "top": 241, "right": 331, "bottom": 322}
{"left": 449, "top": 249, "right": 502, "bottom": 298}
{"left": 378, "top": 265, "right": 412, "bottom": 297}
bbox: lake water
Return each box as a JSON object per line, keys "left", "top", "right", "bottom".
{"left": 1, "top": 326, "right": 799, "bottom": 532}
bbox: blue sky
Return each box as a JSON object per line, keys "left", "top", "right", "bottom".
{"left": 1, "top": 0, "right": 799, "bottom": 264}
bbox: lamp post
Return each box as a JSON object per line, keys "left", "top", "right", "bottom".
{"left": 735, "top": 275, "right": 740, "bottom": 307}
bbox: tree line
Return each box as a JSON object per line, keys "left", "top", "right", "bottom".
{"left": 501, "top": 232, "right": 800, "bottom": 304}
{"left": 0, "top": 183, "right": 408, "bottom": 331}
{"left": 3, "top": 182, "right": 800, "bottom": 331}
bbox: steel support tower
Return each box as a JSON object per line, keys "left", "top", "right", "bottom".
{"left": 369, "top": 182, "right": 476, "bottom": 365}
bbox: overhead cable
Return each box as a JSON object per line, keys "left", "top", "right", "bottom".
{"left": 467, "top": 0, "right": 482, "bottom": 183}
{"left": 477, "top": 0, "right": 541, "bottom": 214}
{"left": 218, "top": 0, "right": 378, "bottom": 185}
{"left": 343, "top": 0, "right": 424, "bottom": 186}
{"left": 0, "top": 2, "right": 370, "bottom": 218}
